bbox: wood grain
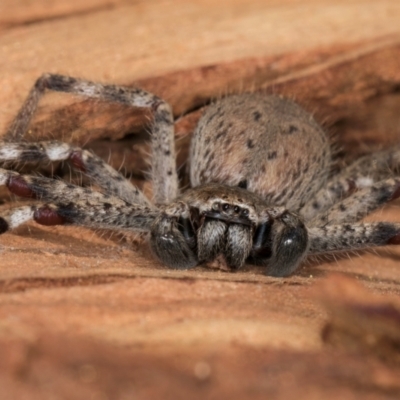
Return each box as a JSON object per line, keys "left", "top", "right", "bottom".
{"left": 1, "top": 1, "right": 400, "bottom": 399}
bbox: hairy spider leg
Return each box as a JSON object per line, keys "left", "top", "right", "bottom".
{"left": 5, "top": 73, "right": 178, "bottom": 204}
{"left": 309, "top": 177, "right": 400, "bottom": 226}
{"left": 300, "top": 146, "right": 400, "bottom": 220}
{"left": 309, "top": 222, "right": 400, "bottom": 254}
{"left": 0, "top": 141, "right": 150, "bottom": 205}
{"left": 0, "top": 168, "right": 157, "bottom": 234}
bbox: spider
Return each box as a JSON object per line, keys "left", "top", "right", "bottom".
{"left": 0, "top": 73, "right": 400, "bottom": 277}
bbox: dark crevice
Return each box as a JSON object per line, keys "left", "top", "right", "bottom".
{"left": 0, "top": 270, "right": 308, "bottom": 294}
{"left": 2, "top": 3, "right": 118, "bottom": 30}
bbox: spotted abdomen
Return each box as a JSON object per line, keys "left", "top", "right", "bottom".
{"left": 189, "top": 94, "right": 331, "bottom": 211}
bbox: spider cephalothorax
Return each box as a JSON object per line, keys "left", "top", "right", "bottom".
{"left": 0, "top": 73, "right": 399, "bottom": 277}
{"left": 149, "top": 183, "right": 308, "bottom": 276}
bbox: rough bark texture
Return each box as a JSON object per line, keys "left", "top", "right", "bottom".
{"left": 1, "top": 1, "right": 400, "bottom": 399}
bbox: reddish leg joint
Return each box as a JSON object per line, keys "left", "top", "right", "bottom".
{"left": 7, "top": 175, "right": 36, "bottom": 198}
{"left": 390, "top": 182, "right": 400, "bottom": 202}
{"left": 69, "top": 150, "right": 86, "bottom": 172}
{"left": 34, "top": 206, "right": 66, "bottom": 226}
{"left": 387, "top": 233, "right": 400, "bottom": 245}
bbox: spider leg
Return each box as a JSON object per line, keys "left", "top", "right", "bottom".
{"left": 308, "top": 222, "right": 400, "bottom": 254}
{"left": 0, "top": 169, "right": 157, "bottom": 234}
{"left": 0, "top": 203, "right": 73, "bottom": 233}
{"left": 300, "top": 146, "right": 400, "bottom": 220}
{"left": 0, "top": 141, "right": 150, "bottom": 205}
{"left": 5, "top": 73, "right": 178, "bottom": 204}
{"left": 0, "top": 205, "right": 37, "bottom": 233}
{"left": 309, "top": 177, "right": 400, "bottom": 226}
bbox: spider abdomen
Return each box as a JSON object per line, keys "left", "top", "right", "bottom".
{"left": 190, "top": 94, "right": 331, "bottom": 210}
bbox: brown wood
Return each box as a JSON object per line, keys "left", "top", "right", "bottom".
{"left": 1, "top": 1, "right": 400, "bottom": 399}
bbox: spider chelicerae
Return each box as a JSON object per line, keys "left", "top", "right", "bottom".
{"left": 0, "top": 73, "right": 399, "bottom": 276}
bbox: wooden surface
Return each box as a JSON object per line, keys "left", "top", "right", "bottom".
{"left": 1, "top": 1, "right": 400, "bottom": 399}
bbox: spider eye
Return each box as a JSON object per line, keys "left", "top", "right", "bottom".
{"left": 222, "top": 203, "right": 230, "bottom": 211}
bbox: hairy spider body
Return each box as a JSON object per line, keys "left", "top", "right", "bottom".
{"left": 191, "top": 94, "right": 331, "bottom": 210}
{"left": 1, "top": 73, "right": 400, "bottom": 277}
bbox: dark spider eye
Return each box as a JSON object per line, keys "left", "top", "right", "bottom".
{"left": 222, "top": 203, "right": 230, "bottom": 211}
{"left": 234, "top": 206, "right": 240, "bottom": 213}
{"left": 238, "top": 180, "right": 248, "bottom": 189}
{"left": 241, "top": 209, "right": 249, "bottom": 216}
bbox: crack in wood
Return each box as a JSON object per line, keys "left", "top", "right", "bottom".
{"left": 0, "top": 272, "right": 309, "bottom": 294}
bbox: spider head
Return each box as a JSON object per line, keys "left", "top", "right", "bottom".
{"left": 149, "top": 185, "right": 309, "bottom": 277}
